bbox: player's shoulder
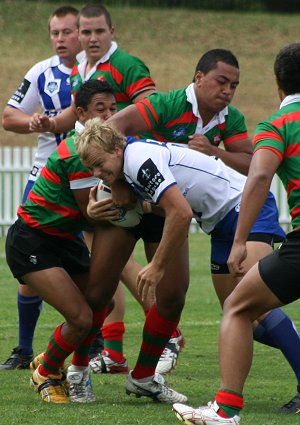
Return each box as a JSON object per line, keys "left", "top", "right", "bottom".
{"left": 227, "top": 103, "right": 244, "bottom": 116}
{"left": 112, "top": 47, "right": 146, "bottom": 66}
{"left": 26, "top": 55, "right": 60, "bottom": 77}
{"left": 256, "top": 107, "right": 289, "bottom": 132}
{"left": 226, "top": 104, "right": 246, "bottom": 123}
{"left": 55, "top": 134, "right": 76, "bottom": 158}
{"left": 147, "top": 87, "right": 186, "bottom": 105}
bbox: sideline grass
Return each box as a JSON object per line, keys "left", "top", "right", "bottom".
{"left": 0, "top": 234, "right": 299, "bottom": 424}
{"left": 1, "top": 2, "right": 300, "bottom": 146}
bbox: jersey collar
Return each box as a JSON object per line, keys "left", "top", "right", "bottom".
{"left": 185, "top": 83, "right": 228, "bottom": 134}
{"left": 77, "top": 41, "right": 118, "bottom": 81}
{"left": 280, "top": 93, "right": 300, "bottom": 109}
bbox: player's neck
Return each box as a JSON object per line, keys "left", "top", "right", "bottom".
{"left": 199, "top": 110, "right": 216, "bottom": 127}
{"left": 61, "top": 57, "right": 77, "bottom": 70}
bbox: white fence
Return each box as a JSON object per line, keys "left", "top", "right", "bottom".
{"left": 0, "top": 146, "right": 292, "bottom": 236}
{"left": 0, "top": 146, "right": 37, "bottom": 236}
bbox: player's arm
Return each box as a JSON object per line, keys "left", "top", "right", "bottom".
{"left": 227, "top": 148, "right": 281, "bottom": 275}
{"left": 188, "top": 134, "right": 253, "bottom": 175}
{"left": 133, "top": 88, "right": 156, "bottom": 103}
{"left": 29, "top": 104, "right": 77, "bottom": 134}
{"left": 106, "top": 104, "right": 149, "bottom": 135}
{"left": 2, "top": 106, "right": 36, "bottom": 134}
{"left": 218, "top": 137, "right": 253, "bottom": 175}
{"left": 137, "top": 185, "right": 193, "bottom": 301}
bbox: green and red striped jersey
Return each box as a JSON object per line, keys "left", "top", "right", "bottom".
{"left": 17, "top": 133, "right": 96, "bottom": 239}
{"left": 70, "top": 46, "right": 155, "bottom": 111}
{"left": 135, "top": 85, "right": 248, "bottom": 145}
{"left": 253, "top": 98, "right": 300, "bottom": 229}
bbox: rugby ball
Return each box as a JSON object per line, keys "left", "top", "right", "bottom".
{"left": 96, "top": 180, "right": 143, "bottom": 228}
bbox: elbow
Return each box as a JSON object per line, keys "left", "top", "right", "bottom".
{"left": 178, "top": 207, "right": 193, "bottom": 228}
{"left": 251, "top": 170, "right": 272, "bottom": 186}
{"left": 2, "top": 116, "right": 10, "bottom": 131}
{"left": 2, "top": 109, "right": 13, "bottom": 131}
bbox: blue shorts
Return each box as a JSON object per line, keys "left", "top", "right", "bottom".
{"left": 210, "top": 191, "right": 286, "bottom": 274}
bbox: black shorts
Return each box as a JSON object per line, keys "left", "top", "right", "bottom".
{"left": 6, "top": 219, "right": 90, "bottom": 283}
{"left": 258, "top": 230, "right": 300, "bottom": 304}
{"left": 128, "top": 213, "right": 164, "bottom": 243}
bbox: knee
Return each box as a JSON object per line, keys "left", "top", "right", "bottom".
{"left": 85, "top": 285, "right": 110, "bottom": 311}
{"left": 68, "top": 304, "right": 93, "bottom": 335}
{"left": 223, "top": 292, "right": 252, "bottom": 322}
{"left": 156, "top": 291, "right": 186, "bottom": 319}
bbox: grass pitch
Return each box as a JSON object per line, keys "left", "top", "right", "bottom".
{"left": 0, "top": 234, "right": 299, "bottom": 424}
{"left": 0, "top": 2, "right": 300, "bottom": 424}
{"left": 1, "top": 2, "right": 300, "bottom": 145}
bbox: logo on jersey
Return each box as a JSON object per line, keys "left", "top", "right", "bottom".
{"left": 11, "top": 78, "right": 31, "bottom": 104}
{"left": 30, "top": 165, "right": 40, "bottom": 177}
{"left": 173, "top": 126, "right": 187, "bottom": 140}
{"left": 213, "top": 134, "right": 222, "bottom": 145}
{"left": 97, "top": 75, "right": 106, "bottom": 82}
{"left": 71, "top": 76, "right": 81, "bottom": 90}
{"left": 137, "top": 158, "right": 165, "bottom": 197}
{"left": 44, "top": 79, "right": 61, "bottom": 97}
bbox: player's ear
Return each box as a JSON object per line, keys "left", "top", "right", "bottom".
{"left": 115, "top": 145, "right": 123, "bottom": 157}
{"left": 76, "top": 106, "right": 86, "bottom": 123}
{"left": 194, "top": 71, "right": 204, "bottom": 86}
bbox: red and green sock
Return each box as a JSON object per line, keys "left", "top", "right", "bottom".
{"left": 132, "top": 304, "right": 179, "bottom": 380}
{"left": 101, "top": 321, "right": 126, "bottom": 363}
{"left": 215, "top": 388, "right": 243, "bottom": 418}
{"left": 39, "top": 323, "right": 77, "bottom": 376}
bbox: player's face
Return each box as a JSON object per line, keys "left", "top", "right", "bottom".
{"left": 79, "top": 15, "right": 114, "bottom": 66}
{"left": 84, "top": 145, "right": 123, "bottom": 186}
{"left": 195, "top": 61, "right": 239, "bottom": 114}
{"left": 78, "top": 93, "right": 117, "bottom": 123}
{"left": 49, "top": 14, "right": 81, "bottom": 68}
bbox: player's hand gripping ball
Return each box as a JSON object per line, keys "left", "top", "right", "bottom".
{"left": 96, "top": 180, "right": 143, "bottom": 228}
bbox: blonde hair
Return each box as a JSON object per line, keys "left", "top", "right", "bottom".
{"left": 75, "top": 118, "right": 126, "bottom": 162}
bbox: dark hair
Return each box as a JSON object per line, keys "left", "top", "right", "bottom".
{"left": 75, "top": 80, "right": 115, "bottom": 110}
{"left": 79, "top": 4, "right": 112, "bottom": 28}
{"left": 48, "top": 6, "right": 79, "bottom": 31}
{"left": 274, "top": 43, "right": 300, "bottom": 95}
{"left": 194, "top": 49, "right": 239, "bottom": 80}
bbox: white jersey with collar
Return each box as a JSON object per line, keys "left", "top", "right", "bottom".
{"left": 7, "top": 55, "right": 73, "bottom": 182}
{"left": 124, "top": 138, "right": 246, "bottom": 233}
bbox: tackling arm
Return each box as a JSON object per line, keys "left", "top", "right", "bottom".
{"left": 188, "top": 135, "right": 253, "bottom": 176}
{"left": 106, "top": 104, "right": 149, "bottom": 136}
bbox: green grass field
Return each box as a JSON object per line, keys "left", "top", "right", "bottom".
{"left": 1, "top": 2, "right": 300, "bottom": 424}
{"left": 0, "top": 234, "right": 299, "bottom": 425}
{"left": 1, "top": 2, "right": 300, "bottom": 146}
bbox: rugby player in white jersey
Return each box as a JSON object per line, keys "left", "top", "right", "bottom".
{"left": 74, "top": 119, "right": 286, "bottom": 403}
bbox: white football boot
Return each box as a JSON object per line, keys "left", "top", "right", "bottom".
{"left": 173, "top": 400, "right": 240, "bottom": 425}
{"left": 67, "top": 364, "right": 96, "bottom": 403}
{"left": 125, "top": 370, "right": 187, "bottom": 403}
